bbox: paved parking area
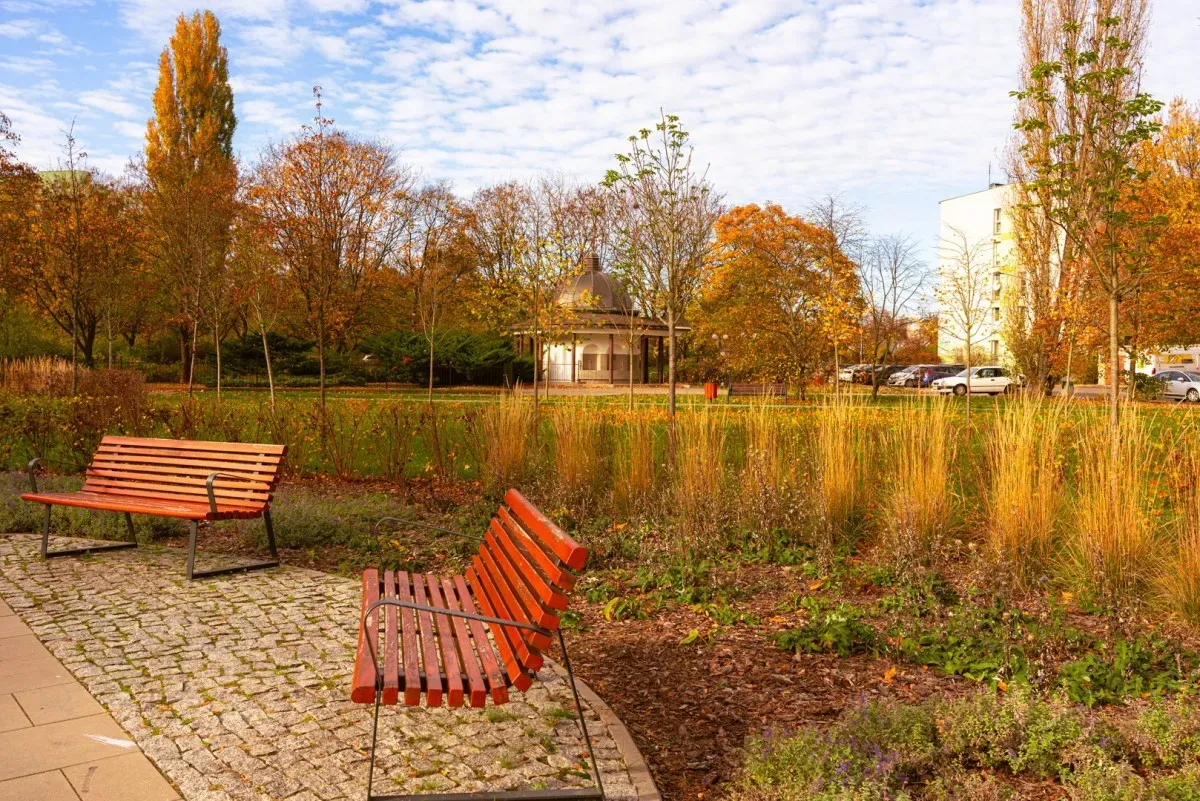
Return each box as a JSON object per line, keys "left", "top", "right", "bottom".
{"left": 0, "top": 534, "right": 635, "bottom": 801}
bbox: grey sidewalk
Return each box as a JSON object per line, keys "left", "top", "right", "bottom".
{"left": 0, "top": 594, "right": 179, "bottom": 801}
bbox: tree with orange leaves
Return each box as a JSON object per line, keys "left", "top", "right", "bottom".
{"left": 695, "top": 203, "right": 861, "bottom": 396}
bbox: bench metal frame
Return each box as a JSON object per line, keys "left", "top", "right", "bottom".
{"left": 359, "top": 597, "right": 604, "bottom": 801}
{"left": 28, "top": 458, "right": 139, "bottom": 559}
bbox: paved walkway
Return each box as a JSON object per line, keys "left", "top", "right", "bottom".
{"left": 0, "top": 534, "right": 637, "bottom": 801}
{"left": 0, "top": 592, "right": 179, "bottom": 800}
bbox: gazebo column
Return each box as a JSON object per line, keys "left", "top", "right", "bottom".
{"left": 657, "top": 338, "right": 664, "bottom": 383}
{"left": 571, "top": 335, "right": 576, "bottom": 383}
{"left": 608, "top": 334, "right": 615, "bottom": 384}
{"left": 641, "top": 335, "right": 649, "bottom": 384}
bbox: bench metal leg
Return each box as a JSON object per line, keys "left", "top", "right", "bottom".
{"left": 364, "top": 632, "right": 605, "bottom": 801}
{"left": 185, "top": 516, "right": 281, "bottom": 581}
{"left": 41, "top": 505, "right": 138, "bottom": 560}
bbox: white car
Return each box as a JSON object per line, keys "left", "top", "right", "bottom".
{"left": 1154, "top": 370, "right": 1200, "bottom": 402}
{"left": 931, "top": 366, "right": 1015, "bottom": 396}
{"left": 838, "top": 364, "right": 866, "bottom": 383}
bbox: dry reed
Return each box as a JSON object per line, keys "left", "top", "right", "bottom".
{"left": 673, "top": 405, "right": 730, "bottom": 554}
{"left": 881, "top": 398, "right": 955, "bottom": 565}
{"left": 0, "top": 356, "right": 75, "bottom": 395}
{"left": 815, "top": 392, "right": 867, "bottom": 558}
{"left": 613, "top": 412, "right": 658, "bottom": 518}
{"left": 739, "top": 398, "right": 804, "bottom": 553}
{"left": 986, "top": 395, "right": 1064, "bottom": 582}
{"left": 470, "top": 389, "right": 535, "bottom": 496}
{"left": 552, "top": 403, "right": 606, "bottom": 511}
{"left": 1069, "top": 408, "right": 1158, "bottom": 607}
{"left": 1158, "top": 425, "right": 1200, "bottom": 621}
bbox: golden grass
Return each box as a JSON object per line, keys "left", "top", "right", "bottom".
{"left": 471, "top": 388, "right": 534, "bottom": 496}
{"left": 881, "top": 398, "right": 955, "bottom": 565}
{"left": 1158, "top": 425, "right": 1200, "bottom": 621}
{"left": 613, "top": 412, "right": 658, "bottom": 518}
{"left": 1069, "top": 407, "right": 1158, "bottom": 607}
{"left": 0, "top": 356, "right": 74, "bottom": 395}
{"left": 674, "top": 405, "right": 730, "bottom": 553}
{"left": 986, "top": 395, "right": 1064, "bottom": 582}
{"left": 815, "top": 392, "right": 868, "bottom": 558}
{"left": 552, "top": 403, "right": 606, "bottom": 510}
{"left": 739, "top": 398, "right": 803, "bottom": 552}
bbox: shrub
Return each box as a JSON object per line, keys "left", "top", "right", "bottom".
{"left": 939, "top": 689, "right": 1081, "bottom": 778}
{"left": 775, "top": 601, "right": 878, "bottom": 658}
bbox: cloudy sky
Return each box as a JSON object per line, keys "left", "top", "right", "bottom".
{"left": 2, "top": 0, "right": 1198, "bottom": 263}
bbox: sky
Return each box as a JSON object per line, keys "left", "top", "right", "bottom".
{"left": 2, "top": 0, "right": 1199, "bottom": 267}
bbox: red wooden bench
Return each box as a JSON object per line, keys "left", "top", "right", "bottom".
{"left": 353, "top": 489, "right": 601, "bottom": 801}
{"left": 21, "top": 435, "right": 286, "bottom": 580}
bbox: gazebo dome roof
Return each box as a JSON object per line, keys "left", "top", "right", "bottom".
{"left": 557, "top": 256, "right": 630, "bottom": 313}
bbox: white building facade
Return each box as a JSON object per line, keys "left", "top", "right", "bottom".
{"left": 937, "top": 183, "right": 1018, "bottom": 365}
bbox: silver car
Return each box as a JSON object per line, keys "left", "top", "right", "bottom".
{"left": 1154, "top": 370, "right": 1200, "bottom": 401}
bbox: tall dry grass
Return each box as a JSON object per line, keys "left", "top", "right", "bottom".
{"left": 814, "top": 392, "right": 868, "bottom": 559}
{"left": 613, "top": 412, "right": 658, "bottom": 519}
{"left": 470, "top": 389, "right": 535, "bottom": 496}
{"left": 552, "top": 403, "right": 606, "bottom": 511}
{"left": 674, "top": 405, "right": 730, "bottom": 554}
{"left": 986, "top": 395, "right": 1064, "bottom": 582}
{"left": 1158, "top": 425, "right": 1200, "bottom": 621}
{"left": 881, "top": 398, "right": 955, "bottom": 565}
{"left": 1069, "top": 408, "right": 1158, "bottom": 607}
{"left": 0, "top": 356, "right": 75, "bottom": 395}
{"left": 739, "top": 399, "right": 804, "bottom": 555}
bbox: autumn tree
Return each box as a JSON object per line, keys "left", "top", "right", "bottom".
{"left": 1011, "top": 0, "right": 1162, "bottom": 434}
{"left": 142, "top": 9, "right": 237, "bottom": 389}
{"left": 696, "top": 203, "right": 857, "bottom": 397}
{"left": 938, "top": 226, "right": 992, "bottom": 421}
{"left": 859, "top": 233, "right": 926, "bottom": 397}
{"left": 807, "top": 194, "right": 869, "bottom": 387}
{"left": 228, "top": 198, "right": 288, "bottom": 407}
{"left": 395, "top": 181, "right": 476, "bottom": 400}
{"left": 23, "top": 129, "right": 138, "bottom": 390}
{"left": 0, "top": 112, "right": 39, "bottom": 328}
{"left": 253, "top": 90, "right": 410, "bottom": 408}
{"left": 603, "top": 112, "right": 723, "bottom": 431}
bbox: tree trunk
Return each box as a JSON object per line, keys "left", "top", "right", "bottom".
{"left": 70, "top": 304, "right": 78, "bottom": 396}
{"left": 428, "top": 336, "right": 435, "bottom": 403}
{"left": 318, "top": 314, "right": 327, "bottom": 411}
{"left": 214, "top": 320, "right": 222, "bottom": 402}
{"left": 105, "top": 309, "right": 113, "bottom": 370}
{"left": 260, "top": 322, "right": 275, "bottom": 410}
{"left": 187, "top": 318, "right": 197, "bottom": 396}
{"left": 964, "top": 335, "right": 972, "bottom": 424}
{"left": 1109, "top": 291, "right": 1120, "bottom": 442}
{"left": 667, "top": 306, "right": 677, "bottom": 464}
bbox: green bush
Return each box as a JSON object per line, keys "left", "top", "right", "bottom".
{"left": 775, "top": 601, "right": 878, "bottom": 658}
{"left": 939, "top": 690, "right": 1081, "bottom": 778}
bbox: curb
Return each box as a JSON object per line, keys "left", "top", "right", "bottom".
{"left": 544, "top": 657, "right": 661, "bottom": 801}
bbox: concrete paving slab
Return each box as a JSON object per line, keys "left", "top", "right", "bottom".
{"left": 0, "top": 616, "right": 30, "bottom": 639}
{"left": 64, "top": 753, "right": 179, "bottom": 801}
{"left": 0, "top": 695, "right": 30, "bottom": 734}
{"left": 0, "top": 713, "right": 138, "bottom": 781}
{"left": 0, "top": 634, "right": 48, "bottom": 662}
{"left": 0, "top": 770, "right": 80, "bottom": 801}
{"left": 0, "top": 598, "right": 11, "bottom": 617}
{"left": 0, "top": 653, "right": 75, "bottom": 695}
{"left": 16, "top": 684, "right": 105, "bottom": 726}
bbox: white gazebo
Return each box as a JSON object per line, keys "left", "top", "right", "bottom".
{"left": 515, "top": 256, "right": 674, "bottom": 384}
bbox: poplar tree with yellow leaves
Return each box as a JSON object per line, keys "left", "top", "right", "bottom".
{"left": 142, "top": 10, "right": 237, "bottom": 390}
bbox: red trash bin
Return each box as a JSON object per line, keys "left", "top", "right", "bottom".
{"left": 704, "top": 382, "right": 718, "bottom": 400}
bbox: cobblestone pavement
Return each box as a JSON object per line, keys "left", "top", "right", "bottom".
{"left": 0, "top": 534, "right": 635, "bottom": 801}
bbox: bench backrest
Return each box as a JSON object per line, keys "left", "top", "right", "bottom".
{"left": 84, "top": 435, "right": 287, "bottom": 513}
{"left": 729, "top": 382, "right": 787, "bottom": 396}
{"left": 465, "top": 489, "right": 588, "bottom": 690}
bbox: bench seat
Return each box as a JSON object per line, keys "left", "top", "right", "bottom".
{"left": 20, "top": 491, "right": 263, "bottom": 520}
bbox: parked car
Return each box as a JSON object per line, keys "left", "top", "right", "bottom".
{"left": 888, "top": 364, "right": 943, "bottom": 388}
{"left": 1154, "top": 370, "right": 1200, "bottom": 401}
{"left": 918, "top": 364, "right": 966, "bottom": 388}
{"left": 838, "top": 364, "right": 867, "bottom": 383}
{"left": 853, "top": 364, "right": 902, "bottom": 385}
{"left": 931, "top": 366, "right": 1015, "bottom": 396}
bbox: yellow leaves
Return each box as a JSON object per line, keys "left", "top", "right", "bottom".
{"left": 882, "top": 665, "right": 897, "bottom": 684}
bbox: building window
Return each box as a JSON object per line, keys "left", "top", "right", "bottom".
{"left": 991, "top": 340, "right": 999, "bottom": 359}
{"left": 993, "top": 208, "right": 1002, "bottom": 235}
{"left": 993, "top": 307, "right": 1001, "bottom": 321}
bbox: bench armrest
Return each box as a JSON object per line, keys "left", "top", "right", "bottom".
{"left": 358, "top": 597, "right": 549, "bottom": 682}
{"left": 372, "top": 517, "right": 483, "bottom": 543}
{"left": 27, "top": 457, "right": 40, "bottom": 493}
{"left": 204, "top": 472, "right": 257, "bottom": 516}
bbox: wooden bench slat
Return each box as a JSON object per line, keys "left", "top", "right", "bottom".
{"left": 483, "top": 528, "right": 560, "bottom": 629}
{"left": 412, "top": 573, "right": 443, "bottom": 707}
{"left": 81, "top": 477, "right": 270, "bottom": 503}
{"left": 350, "top": 569, "right": 380, "bottom": 703}
{"left": 101, "top": 435, "right": 286, "bottom": 455}
{"left": 85, "top": 466, "right": 274, "bottom": 490}
{"left": 468, "top": 558, "right": 542, "bottom": 684}
{"left": 96, "top": 445, "right": 283, "bottom": 466}
{"left": 425, "top": 574, "right": 465, "bottom": 708}
{"left": 451, "top": 574, "right": 509, "bottom": 704}
{"left": 497, "top": 508, "right": 577, "bottom": 592}
{"left": 491, "top": 516, "right": 570, "bottom": 611}
{"left": 440, "top": 575, "right": 493, "bottom": 707}
{"left": 396, "top": 571, "right": 422, "bottom": 707}
{"left": 475, "top": 547, "right": 553, "bottom": 650}
{"left": 19, "top": 491, "right": 254, "bottom": 520}
{"left": 505, "top": 490, "right": 588, "bottom": 570}
{"left": 382, "top": 570, "right": 400, "bottom": 705}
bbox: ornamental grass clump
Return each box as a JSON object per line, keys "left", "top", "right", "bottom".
{"left": 551, "top": 402, "right": 607, "bottom": 513}
{"left": 1158, "top": 428, "right": 1200, "bottom": 622}
{"left": 739, "top": 398, "right": 805, "bottom": 557}
{"left": 469, "top": 389, "right": 534, "bottom": 497}
{"left": 986, "top": 395, "right": 1064, "bottom": 583}
{"left": 814, "top": 393, "right": 868, "bottom": 559}
{"left": 673, "top": 405, "right": 730, "bottom": 554}
{"left": 613, "top": 411, "right": 658, "bottom": 519}
{"left": 1068, "top": 408, "right": 1158, "bottom": 609}
{"left": 881, "top": 398, "right": 955, "bottom": 566}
